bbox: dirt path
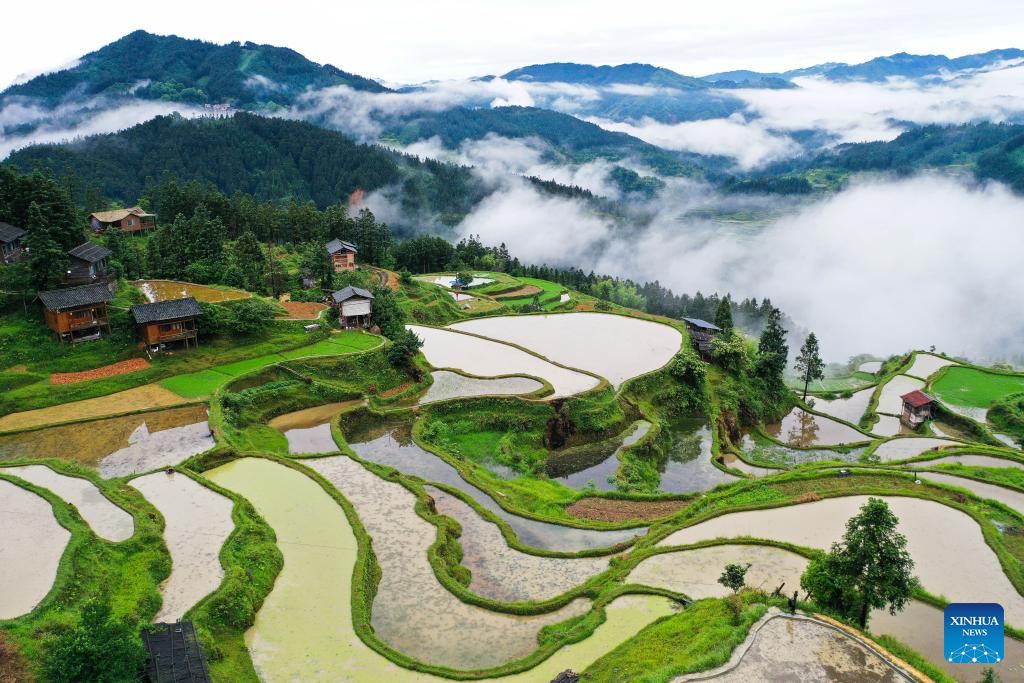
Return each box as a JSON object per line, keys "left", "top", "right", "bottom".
{"left": 51, "top": 358, "right": 151, "bottom": 385}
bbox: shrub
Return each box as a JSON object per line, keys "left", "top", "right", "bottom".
{"left": 41, "top": 600, "right": 145, "bottom": 683}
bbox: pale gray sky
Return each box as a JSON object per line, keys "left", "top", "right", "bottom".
{"left": 4, "top": 0, "right": 1023, "bottom": 88}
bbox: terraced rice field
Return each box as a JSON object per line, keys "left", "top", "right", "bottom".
{"left": 872, "top": 437, "right": 958, "bottom": 462}
{"left": 0, "top": 465, "right": 132, "bottom": 541}
{"left": 875, "top": 375, "right": 926, "bottom": 415}
{"left": 0, "top": 479, "right": 69, "bottom": 619}
{"left": 130, "top": 471, "right": 234, "bottom": 621}
{"left": 933, "top": 366, "right": 1024, "bottom": 410}
{"left": 918, "top": 471, "right": 1024, "bottom": 513}
{"left": 660, "top": 495, "right": 1024, "bottom": 625}
{"left": 0, "top": 384, "right": 189, "bottom": 431}
{"left": 268, "top": 402, "right": 357, "bottom": 454}
{"left": 906, "top": 353, "right": 958, "bottom": 379}
{"left": 550, "top": 421, "right": 651, "bottom": 491}
{"left": 808, "top": 387, "right": 873, "bottom": 424}
{"left": 409, "top": 325, "right": 598, "bottom": 398}
{"left": 763, "top": 407, "right": 868, "bottom": 446}
{"left": 450, "top": 313, "right": 681, "bottom": 388}
{"left": 134, "top": 279, "right": 250, "bottom": 303}
{"left": 871, "top": 414, "right": 914, "bottom": 437}
{"left": 658, "top": 421, "right": 741, "bottom": 492}
{"left": 418, "top": 371, "right": 543, "bottom": 405}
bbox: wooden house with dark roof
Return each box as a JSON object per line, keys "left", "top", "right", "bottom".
{"left": 325, "top": 239, "right": 358, "bottom": 272}
{"left": 38, "top": 283, "right": 113, "bottom": 343}
{"left": 65, "top": 242, "right": 113, "bottom": 286}
{"left": 131, "top": 297, "right": 202, "bottom": 350}
{"left": 89, "top": 207, "right": 156, "bottom": 234}
{"left": 329, "top": 285, "right": 373, "bottom": 328}
{"left": 900, "top": 390, "right": 936, "bottom": 430}
{"left": 682, "top": 318, "right": 722, "bottom": 360}
{"left": 0, "top": 221, "right": 27, "bottom": 263}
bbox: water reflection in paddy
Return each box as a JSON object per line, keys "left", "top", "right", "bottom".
{"left": 268, "top": 402, "right": 357, "bottom": 454}
{"left": 343, "top": 415, "right": 643, "bottom": 551}
{"left": 549, "top": 421, "right": 651, "bottom": 491}
{"left": 871, "top": 437, "right": 957, "bottom": 462}
{"left": 807, "top": 388, "right": 873, "bottom": 424}
{"left": 305, "top": 455, "right": 590, "bottom": 669}
{"left": 658, "top": 419, "right": 739, "bottom": 493}
{"left": 763, "top": 407, "right": 867, "bottom": 446}
{"left": 0, "top": 478, "right": 70, "bottom": 619}
{"left": 419, "top": 371, "right": 542, "bottom": 405}
{"left": 739, "top": 431, "right": 864, "bottom": 467}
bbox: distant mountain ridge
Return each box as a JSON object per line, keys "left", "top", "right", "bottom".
{"left": 501, "top": 62, "right": 793, "bottom": 90}
{"left": 1, "top": 30, "right": 387, "bottom": 109}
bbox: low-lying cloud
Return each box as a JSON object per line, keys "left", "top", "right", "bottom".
{"left": 457, "top": 174, "right": 1024, "bottom": 363}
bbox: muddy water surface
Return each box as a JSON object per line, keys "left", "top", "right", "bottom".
{"left": 907, "top": 354, "right": 958, "bottom": 379}
{"left": 871, "top": 414, "right": 915, "bottom": 438}
{"left": 550, "top": 421, "right": 651, "bottom": 491}
{"left": 0, "top": 479, "right": 70, "bottom": 619}
{"left": 875, "top": 376, "right": 926, "bottom": 415}
{"left": 859, "top": 361, "right": 883, "bottom": 374}
{"left": 917, "top": 453, "right": 1024, "bottom": 469}
{"left": 428, "top": 486, "right": 607, "bottom": 602}
{"left": 660, "top": 495, "right": 1024, "bottom": 625}
{"left": 451, "top": 313, "right": 682, "bottom": 388}
{"left": 738, "top": 432, "right": 863, "bottom": 467}
{"left": 1, "top": 465, "right": 132, "bottom": 541}
{"left": 658, "top": 421, "right": 740, "bottom": 493}
{"left": 764, "top": 408, "right": 867, "bottom": 447}
{"left": 304, "top": 454, "right": 591, "bottom": 669}
{"left": 268, "top": 402, "right": 357, "bottom": 454}
{"left": 872, "top": 437, "right": 957, "bottom": 462}
{"left": 918, "top": 471, "right": 1024, "bottom": 513}
{"left": 130, "top": 471, "right": 234, "bottom": 621}
{"left": 809, "top": 388, "right": 873, "bottom": 424}
{"left": 344, "top": 417, "right": 642, "bottom": 551}
{"left": 134, "top": 279, "right": 250, "bottom": 303}
{"left": 419, "top": 371, "right": 543, "bottom": 405}
{"left": 409, "top": 325, "right": 598, "bottom": 398}
{"left": 629, "top": 545, "right": 807, "bottom": 599}
{"left": 99, "top": 419, "right": 214, "bottom": 478}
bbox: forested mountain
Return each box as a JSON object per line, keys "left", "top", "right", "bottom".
{"left": 763, "top": 123, "right": 1024, "bottom": 192}
{"left": 501, "top": 62, "right": 792, "bottom": 90}
{"left": 4, "top": 112, "right": 486, "bottom": 225}
{"left": 1, "top": 30, "right": 385, "bottom": 109}
{"left": 381, "top": 105, "right": 727, "bottom": 177}
{"left": 702, "top": 48, "right": 1024, "bottom": 83}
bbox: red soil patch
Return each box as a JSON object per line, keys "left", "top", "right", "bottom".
{"left": 0, "top": 632, "right": 32, "bottom": 682}
{"left": 380, "top": 382, "right": 412, "bottom": 398}
{"left": 50, "top": 358, "right": 151, "bottom": 385}
{"left": 566, "top": 497, "right": 690, "bottom": 523}
{"left": 277, "top": 301, "right": 328, "bottom": 320}
{"left": 495, "top": 284, "right": 542, "bottom": 299}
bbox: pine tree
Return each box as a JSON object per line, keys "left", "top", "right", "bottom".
{"left": 795, "top": 332, "right": 826, "bottom": 399}
{"left": 233, "top": 230, "right": 267, "bottom": 293}
{"left": 714, "top": 295, "right": 734, "bottom": 334}
{"left": 757, "top": 306, "right": 788, "bottom": 384}
{"left": 25, "top": 202, "right": 67, "bottom": 291}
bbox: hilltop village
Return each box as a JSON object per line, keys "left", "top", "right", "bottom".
{"left": 2, "top": 165, "right": 1024, "bottom": 683}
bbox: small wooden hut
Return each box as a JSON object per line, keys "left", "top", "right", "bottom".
{"left": 326, "top": 239, "right": 358, "bottom": 272}
{"left": 131, "top": 297, "right": 202, "bottom": 350}
{"left": 682, "top": 317, "right": 722, "bottom": 360}
{"left": 65, "top": 242, "right": 113, "bottom": 286}
{"left": 0, "top": 221, "right": 27, "bottom": 263}
{"left": 329, "top": 285, "right": 374, "bottom": 328}
{"left": 900, "top": 390, "right": 935, "bottom": 430}
{"left": 89, "top": 207, "right": 156, "bottom": 234}
{"left": 38, "top": 283, "right": 113, "bottom": 343}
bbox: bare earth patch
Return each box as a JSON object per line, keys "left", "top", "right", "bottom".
{"left": 50, "top": 358, "right": 151, "bottom": 385}
{"left": 495, "top": 284, "right": 542, "bottom": 298}
{"left": 567, "top": 497, "right": 689, "bottom": 522}
{"left": 277, "top": 301, "right": 327, "bottom": 320}
{"left": 0, "top": 631, "right": 32, "bottom": 682}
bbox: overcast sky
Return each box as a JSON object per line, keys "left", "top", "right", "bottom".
{"left": 4, "top": 0, "right": 1023, "bottom": 88}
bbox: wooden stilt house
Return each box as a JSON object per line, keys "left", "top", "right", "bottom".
{"left": 682, "top": 318, "right": 722, "bottom": 360}
{"left": 0, "top": 222, "right": 27, "bottom": 263}
{"left": 38, "top": 283, "right": 114, "bottom": 343}
{"left": 131, "top": 297, "right": 202, "bottom": 350}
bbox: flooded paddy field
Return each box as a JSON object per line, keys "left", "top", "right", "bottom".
{"left": 427, "top": 486, "right": 608, "bottom": 602}
{"left": 719, "top": 452, "right": 778, "bottom": 477}
{"left": 267, "top": 401, "right": 357, "bottom": 454}
{"left": 133, "top": 279, "right": 250, "bottom": 303}
{"left": 660, "top": 495, "right": 1024, "bottom": 625}
{"left": 628, "top": 545, "right": 807, "bottom": 599}
{"left": 871, "top": 414, "right": 915, "bottom": 437}
{"left": 0, "top": 406, "right": 212, "bottom": 475}
{"left": 683, "top": 613, "right": 908, "bottom": 682}
{"left": 1, "top": 465, "right": 132, "bottom": 541}
{"left": 450, "top": 313, "right": 682, "bottom": 388}
{"left": 808, "top": 387, "right": 873, "bottom": 424}
{"left": 738, "top": 431, "right": 863, "bottom": 467}
{"left": 206, "top": 457, "right": 669, "bottom": 681}
{"left": 0, "top": 478, "right": 70, "bottom": 619}
{"left": 343, "top": 415, "right": 642, "bottom": 551}
{"left": 917, "top": 453, "right": 1024, "bottom": 469}
{"left": 658, "top": 420, "right": 740, "bottom": 493}
{"left": 418, "top": 371, "right": 543, "bottom": 405}
{"left": 875, "top": 376, "right": 926, "bottom": 415}
{"left": 0, "top": 384, "right": 190, "bottom": 431}
{"left": 917, "top": 470, "right": 1024, "bottom": 514}
{"left": 421, "top": 275, "right": 494, "bottom": 288}
{"left": 409, "top": 325, "right": 598, "bottom": 398}
{"left": 871, "top": 437, "right": 958, "bottom": 462}
{"left": 859, "top": 361, "right": 883, "bottom": 374}
{"left": 306, "top": 453, "right": 590, "bottom": 669}
{"left": 548, "top": 421, "right": 651, "bottom": 491}
{"left": 906, "top": 353, "right": 958, "bottom": 379}
{"left": 763, "top": 407, "right": 867, "bottom": 447}
{"left": 129, "top": 471, "right": 234, "bottom": 621}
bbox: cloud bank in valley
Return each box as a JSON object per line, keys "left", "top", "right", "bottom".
{"left": 457, "top": 174, "right": 1024, "bottom": 362}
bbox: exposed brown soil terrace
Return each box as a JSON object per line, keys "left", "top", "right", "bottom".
{"left": 566, "top": 497, "right": 690, "bottom": 522}
{"left": 277, "top": 301, "right": 328, "bottom": 319}
{"left": 50, "top": 358, "right": 150, "bottom": 385}
{"left": 495, "top": 284, "right": 542, "bottom": 298}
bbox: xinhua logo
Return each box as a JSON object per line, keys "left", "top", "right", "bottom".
{"left": 944, "top": 603, "right": 1004, "bottom": 664}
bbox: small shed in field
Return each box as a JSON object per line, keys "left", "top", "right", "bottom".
{"left": 131, "top": 297, "right": 202, "bottom": 350}
{"left": 0, "top": 221, "right": 27, "bottom": 263}
{"left": 326, "top": 239, "right": 358, "bottom": 272}
{"left": 682, "top": 318, "right": 721, "bottom": 360}
{"left": 330, "top": 285, "right": 374, "bottom": 328}
{"left": 38, "top": 283, "right": 114, "bottom": 343}
{"left": 900, "top": 390, "right": 935, "bottom": 430}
